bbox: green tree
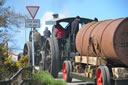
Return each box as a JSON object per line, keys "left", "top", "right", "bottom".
{"left": 0, "top": 0, "right": 26, "bottom": 80}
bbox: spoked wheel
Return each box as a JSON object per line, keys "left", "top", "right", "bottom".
{"left": 39, "top": 51, "right": 45, "bottom": 71}
{"left": 44, "top": 38, "right": 59, "bottom": 78}
{"left": 96, "top": 66, "right": 111, "bottom": 85}
{"left": 23, "top": 42, "right": 32, "bottom": 66}
{"left": 63, "top": 60, "right": 72, "bottom": 82}
{"left": 53, "top": 37, "right": 61, "bottom": 71}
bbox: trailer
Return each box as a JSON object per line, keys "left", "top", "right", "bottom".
{"left": 62, "top": 17, "right": 128, "bottom": 85}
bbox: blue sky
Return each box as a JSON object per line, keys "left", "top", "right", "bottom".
{"left": 5, "top": 0, "right": 128, "bottom": 19}
{"left": 4, "top": 0, "right": 128, "bottom": 53}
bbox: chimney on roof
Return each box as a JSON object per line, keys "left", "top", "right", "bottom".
{"left": 53, "top": 14, "right": 59, "bottom": 19}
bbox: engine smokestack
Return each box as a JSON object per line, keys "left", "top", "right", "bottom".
{"left": 53, "top": 14, "right": 59, "bottom": 19}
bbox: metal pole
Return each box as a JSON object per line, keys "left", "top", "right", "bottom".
{"left": 24, "top": 27, "right": 26, "bottom": 43}
{"left": 32, "top": 27, "right": 35, "bottom": 72}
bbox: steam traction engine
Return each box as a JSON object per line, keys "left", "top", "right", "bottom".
{"left": 23, "top": 16, "right": 128, "bottom": 85}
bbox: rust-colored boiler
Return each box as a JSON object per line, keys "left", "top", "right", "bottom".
{"left": 76, "top": 18, "right": 128, "bottom": 65}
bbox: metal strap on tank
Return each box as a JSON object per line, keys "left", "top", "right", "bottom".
{"left": 92, "top": 20, "right": 111, "bottom": 66}
{"left": 80, "top": 22, "right": 96, "bottom": 55}
{"left": 87, "top": 21, "right": 106, "bottom": 67}
{"left": 88, "top": 21, "right": 103, "bottom": 56}
{"left": 81, "top": 22, "right": 102, "bottom": 66}
{"left": 80, "top": 22, "right": 96, "bottom": 63}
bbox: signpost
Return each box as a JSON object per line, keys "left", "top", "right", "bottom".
{"left": 26, "top": 6, "right": 40, "bottom": 72}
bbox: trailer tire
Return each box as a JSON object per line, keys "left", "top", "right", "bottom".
{"left": 67, "top": 60, "right": 72, "bottom": 82}
{"left": 44, "top": 38, "right": 59, "bottom": 78}
{"left": 63, "top": 61, "right": 72, "bottom": 82}
{"left": 103, "top": 66, "right": 111, "bottom": 85}
{"left": 96, "top": 66, "right": 107, "bottom": 85}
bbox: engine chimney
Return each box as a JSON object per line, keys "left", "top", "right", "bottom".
{"left": 53, "top": 14, "right": 59, "bottom": 19}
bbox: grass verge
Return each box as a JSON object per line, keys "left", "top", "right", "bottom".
{"left": 32, "top": 71, "right": 67, "bottom": 85}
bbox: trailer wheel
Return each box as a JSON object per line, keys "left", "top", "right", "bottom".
{"left": 63, "top": 61, "right": 72, "bottom": 82}
{"left": 103, "top": 66, "right": 111, "bottom": 85}
{"left": 44, "top": 38, "right": 59, "bottom": 78}
{"left": 96, "top": 66, "right": 110, "bottom": 85}
{"left": 23, "top": 42, "right": 32, "bottom": 66}
{"left": 67, "top": 61, "right": 72, "bottom": 82}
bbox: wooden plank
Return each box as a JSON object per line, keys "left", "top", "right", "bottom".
{"left": 75, "top": 56, "right": 107, "bottom": 65}
{"left": 112, "top": 68, "right": 128, "bottom": 78}
{"left": 75, "top": 56, "right": 81, "bottom": 63}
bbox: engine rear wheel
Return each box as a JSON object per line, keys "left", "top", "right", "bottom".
{"left": 44, "top": 38, "right": 59, "bottom": 78}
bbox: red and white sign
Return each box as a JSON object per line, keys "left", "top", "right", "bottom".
{"left": 26, "top": 6, "right": 40, "bottom": 19}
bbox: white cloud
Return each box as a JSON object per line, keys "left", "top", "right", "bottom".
{"left": 39, "top": 12, "right": 53, "bottom": 35}
{"left": 39, "top": 12, "right": 66, "bottom": 35}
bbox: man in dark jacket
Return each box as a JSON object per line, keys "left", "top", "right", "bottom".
{"left": 71, "top": 16, "right": 80, "bottom": 52}
{"left": 43, "top": 27, "right": 51, "bottom": 38}
{"left": 71, "top": 16, "right": 80, "bottom": 40}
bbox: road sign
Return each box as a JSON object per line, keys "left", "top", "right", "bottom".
{"left": 26, "top": 6, "right": 40, "bottom": 19}
{"left": 26, "top": 6, "right": 40, "bottom": 72}
{"left": 25, "top": 19, "right": 40, "bottom": 28}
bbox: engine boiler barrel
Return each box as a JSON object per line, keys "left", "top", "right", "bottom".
{"left": 76, "top": 18, "right": 128, "bottom": 65}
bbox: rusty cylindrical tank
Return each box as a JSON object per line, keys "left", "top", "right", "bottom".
{"left": 76, "top": 18, "right": 128, "bottom": 65}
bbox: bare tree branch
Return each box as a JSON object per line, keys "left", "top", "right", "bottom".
{"left": 0, "top": 0, "right": 26, "bottom": 53}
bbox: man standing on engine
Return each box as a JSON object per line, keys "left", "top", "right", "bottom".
{"left": 71, "top": 16, "right": 80, "bottom": 52}
{"left": 54, "top": 23, "right": 66, "bottom": 51}
{"left": 43, "top": 27, "right": 51, "bottom": 38}
{"left": 71, "top": 16, "right": 80, "bottom": 40}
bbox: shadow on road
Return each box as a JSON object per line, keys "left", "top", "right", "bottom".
{"left": 58, "top": 72, "right": 95, "bottom": 85}
{"left": 68, "top": 81, "right": 87, "bottom": 83}
{"left": 67, "top": 80, "right": 95, "bottom": 85}
{"left": 78, "top": 83, "right": 94, "bottom": 85}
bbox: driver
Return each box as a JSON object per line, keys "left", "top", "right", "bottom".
{"left": 54, "top": 23, "right": 66, "bottom": 50}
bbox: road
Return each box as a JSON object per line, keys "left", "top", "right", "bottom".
{"left": 57, "top": 72, "right": 95, "bottom": 85}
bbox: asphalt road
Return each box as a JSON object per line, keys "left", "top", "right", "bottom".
{"left": 57, "top": 72, "right": 95, "bottom": 85}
